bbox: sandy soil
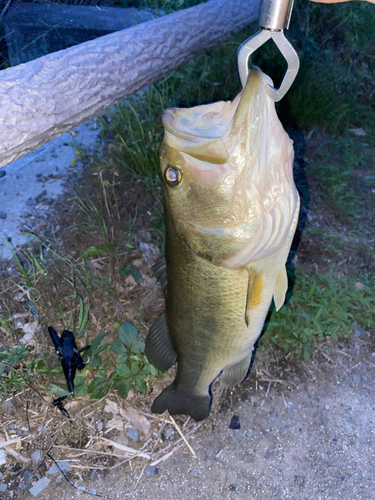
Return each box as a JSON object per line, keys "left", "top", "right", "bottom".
{"left": 30, "top": 333, "right": 374, "bottom": 500}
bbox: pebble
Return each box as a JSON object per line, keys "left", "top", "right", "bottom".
{"left": 29, "top": 477, "right": 50, "bottom": 497}
{"left": 1, "top": 399, "right": 17, "bottom": 413}
{"left": 0, "top": 483, "right": 7, "bottom": 492}
{"left": 145, "top": 465, "right": 158, "bottom": 477}
{"left": 97, "top": 422, "right": 103, "bottom": 432}
{"left": 8, "top": 424, "right": 17, "bottom": 430}
{"left": 31, "top": 450, "right": 43, "bottom": 467}
{"left": 25, "top": 199, "right": 37, "bottom": 206}
{"left": 281, "top": 425, "right": 289, "bottom": 435}
{"left": 0, "top": 450, "right": 7, "bottom": 465}
{"left": 229, "top": 416, "right": 241, "bottom": 429}
{"left": 352, "top": 374, "right": 361, "bottom": 384}
{"left": 89, "top": 489, "right": 96, "bottom": 496}
{"left": 48, "top": 461, "right": 72, "bottom": 474}
{"left": 23, "top": 470, "right": 34, "bottom": 481}
{"left": 16, "top": 429, "right": 23, "bottom": 436}
{"left": 166, "top": 427, "right": 174, "bottom": 439}
{"left": 287, "top": 407, "right": 294, "bottom": 413}
{"left": 0, "top": 211, "right": 7, "bottom": 219}
{"left": 126, "top": 428, "right": 139, "bottom": 441}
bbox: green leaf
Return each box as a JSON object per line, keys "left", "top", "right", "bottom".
{"left": 149, "top": 365, "right": 159, "bottom": 376}
{"left": 112, "top": 340, "right": 127, "bottom": 355}
{"left": 74, "top": 385, "right": 89, "bottom": 397}
{"left": 82, "top": 244, "right": 116, "bottom": 259}
{"left": 130, "top": 268, "right": 143, "bottom": 284}
{"left": 89, "top": 377, "right": 105, "bottom": 392}
{"left": 90, "top": 385, "right": 109, "bottom": 400}
{"left": 116, "top": 352, "right": 128, "bottom": 364}
{"left": 134, "top": 377, "right": 147, "bottom": 394}
{"left": 96, "top": 343, "right": 111, "bottom": 354}
{"left": 116, "top": 364, "right": 131, "bottom": 379}
{"left": 119, "top": 322, "right": 138, "bottom": 347}
{"left": 131, "top": 362, "right": 139, "bottom": 375}
{"left": 131, "top": 339, "right": 145, "bottom": 354}
{"left": 116, "top": 379, "right": 130, "bottom": 399}
{"left": 50, "top": 384, "right": 69, "bottom": 397}
{"left": 97, "top": 370, "right": 108, "bottom": 379}
{"left": 90, "top": 332, "right": 108, "bottom": 353}
{"left": 88, "top": 354, "right": 102, "bottom": 368}
{"left": 74, "top": 375, "right": 86, "bottom": 386}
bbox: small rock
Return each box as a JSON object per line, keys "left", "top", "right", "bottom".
{"left": 23, "top": 471, "right": 34, "bottom": 482}
{"left": 89, "top": 490, "right": 96, "bottom": 496}
{"left": 16, "top": 429, "right": 23, "bottom": 436}
{"left": 31, "top": 450, "right": 43, "bottom": 467}
{"left": 97, "top": 422, "right": 103, "bottom": 432}
{"left": 0, "top": 483, "right": 7, "bottom": 492}
{"left": 1, "top": 399, "right": 17, "bottom": 413}
{"left": 352, "top": 374, "right": 361, "bottom": 385}
{"left": 362, "top": 376, "right": 368, "bottom": 382}
{"left": 229, "top": 416, "right": 240, "bottom": 430}
{"left": 0, "top": 450, "right": 7, "bottom": 465}
{"left": 166, "top": 427, "right": 174, "bottom": 439}
{"left": 326, "top": 405, "right": 330, "bottom": 410}
{"left": 8, "top": 424, "right": 17, "bottom": 430}
{"left": 126, "top": 428, "right": 139, "bottom": 441}
{"left": 47, "top": 461, "right": 71, "bottom": 474}
{"left": 29, "top": 477, "right": 50, "bottom": 497}
{"left": 287, "top": 407, "right": 294, "bottom": 413}
{"left": 145, "top": 465, "right": 158, "bottom": 477}
{"left": 20, "top": 208, "right": 32, "bottom": 217}
{"left": 25, "top": 199, "right": 37, "bottom": 206}
{"left": 0, "top": 211, "right": 7, "bottom": 219}
{"left": 281, "top": 425, "right": 289, "bottom": 435}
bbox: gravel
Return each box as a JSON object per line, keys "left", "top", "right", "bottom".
{"left": 145, "top": 466, "right": 159, "bottom": 477}
{"left": 29, "top": 477, "right": 51, "bottom": 497}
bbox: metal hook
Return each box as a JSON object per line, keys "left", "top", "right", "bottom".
{"left": 237, "top": 0, "right": 300, "bottom": 102}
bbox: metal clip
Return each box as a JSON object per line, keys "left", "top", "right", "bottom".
{"left": 237, "top": 0, "right": 299, "bottom": 102}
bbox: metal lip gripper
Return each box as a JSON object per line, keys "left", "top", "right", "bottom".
{"left": 238, "top": 0, "right": 300, "bottom": 102}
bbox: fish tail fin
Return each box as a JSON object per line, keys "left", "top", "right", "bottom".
{"left": 151, "top": 385, "right": 212, "bottom": 421}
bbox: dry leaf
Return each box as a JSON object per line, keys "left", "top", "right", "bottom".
{"left": 104, "top": 401, "right": 151, "bottom": 437}
{"left": 355, "top": 282, "right": 364, "bottom": 290}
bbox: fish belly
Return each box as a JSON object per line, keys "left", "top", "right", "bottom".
{"left": 165, "top": 225, "right": 286, "bottom": 397}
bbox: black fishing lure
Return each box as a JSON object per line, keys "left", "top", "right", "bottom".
{"left": 48, "top": 327, "right": 90, "bottom": 415}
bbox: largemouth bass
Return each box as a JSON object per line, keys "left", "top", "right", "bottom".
{"left": 145, "top": 67, "right": 300, "bottom": 421}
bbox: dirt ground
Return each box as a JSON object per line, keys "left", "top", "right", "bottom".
{"left": 39, "top": 334, "right": 375, "bottom": 500}
{"left": 1, "top": 121, "right": 374, "bottom": 500}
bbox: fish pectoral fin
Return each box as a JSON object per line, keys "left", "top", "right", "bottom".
{"left": 152, "top": 256, "right": 167, "bottom": 297}
{"left": 145, "top": 312, "right": 177, "bottom": 372}
{"left": 220, "top": 351, "right": 253, "bottom": 387}
{"left": 245, "top": 268, "right": 263, "bottom": 326}
{"left": 273, "top": 266, "right": 288, "bottom": 312}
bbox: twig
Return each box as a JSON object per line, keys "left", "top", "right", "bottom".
{"left": 168, "top": 415, "right": 196, "bottom": 458}
{"left": 4, "top": 446, "right": 31, "bottom": 463}
{"left": 151, "top": 444, "right": 183, "bottom": 466}
{"left": 153, "top": 423, "right": 202, "bottom": 458}
{"left": 318, "top": 349, "right": 336, "bottom": 364}
{"left": 265, "top": 381, "right": 271, "bottom": 397}
{"left": 98, "top": 438, "right": 150, "bottom": 459}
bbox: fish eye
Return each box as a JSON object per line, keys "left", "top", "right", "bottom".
{"left": 164, "top": 166, "right": 182, "bottom": 187}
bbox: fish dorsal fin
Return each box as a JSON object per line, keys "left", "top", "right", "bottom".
{"left": 221, "top": 351, "right": 253, "bottom": 387}
{"left": 152, "top": 256, "right": 167, "bottom": 298}
{"left": 245, "top": 268, "right": 263, "bottom": 326}
{"left": 145, "top": 312, "right": 176, "bottom": 372}
{"left": 273, "top": 266, "right": 288, "bottom": 312}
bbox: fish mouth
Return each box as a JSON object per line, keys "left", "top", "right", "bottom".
{"left": 162, "top": 67, "right": 269, "bottom": 167}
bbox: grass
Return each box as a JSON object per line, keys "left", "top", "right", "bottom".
{"left": 0, "top": 0, "right": 374, "bottom": 404}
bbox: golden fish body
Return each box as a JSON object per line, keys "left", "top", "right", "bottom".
{"left": 146, "top": 68, "right": 300, "bottom": 421}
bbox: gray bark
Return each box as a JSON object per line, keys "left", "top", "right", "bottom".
{"left": 0, "top": 0, "right": 260, "bottom": 170}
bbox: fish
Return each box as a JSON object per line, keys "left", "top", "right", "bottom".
{"left": 145, "top": 67, "right": 300, "bottom": 421}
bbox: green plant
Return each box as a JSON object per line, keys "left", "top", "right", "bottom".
{"left": 263, "top": 266, "right": 374, "bottom": 360}
{"left": 73, "top": 322, "right": 161, "bottom": 399}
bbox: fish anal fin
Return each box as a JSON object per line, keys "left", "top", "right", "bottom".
{"left": 152, "top": 256, "right": 167, "bottom": 297}
{"left": 145, "top": 312, "right": 176, "bottom": 372}
{"left": 245, "top": 268, "right": 263, "bottom": 326}
{"left": 221, "top": 351, "right": 252, "bottom": 387}
{"left": 151, "top": 384, "right": 212, "bottom": 421}
{"left": 273, "top": 266, "right": 288, "bottom": 312}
